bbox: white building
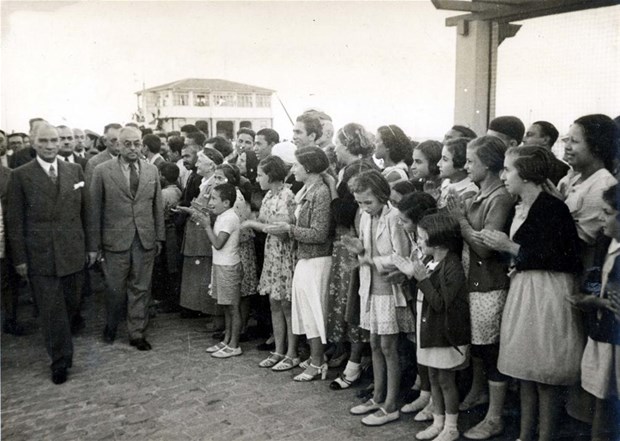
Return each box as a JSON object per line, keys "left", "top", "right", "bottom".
{"left": 135, "top": 78, "right": 275, "bottom": 138}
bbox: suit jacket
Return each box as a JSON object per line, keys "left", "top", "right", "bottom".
{"left": 9, "top": 148, "right": 36, "bottom": 169}
{"left": 89, "top": 158, "right": 165, "bottom": 253}
{"left": 85, "top": 150, "right": 115, "bottom": 188}
{"left": 0, "top": 165, "right": 9, "bottom": 208}
{"left": 6, "top": 159, "right": 88, "bottom": 277}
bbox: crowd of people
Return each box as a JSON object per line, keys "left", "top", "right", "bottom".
{"left": 0, "top": 110, "right": 619, "bottom": 441}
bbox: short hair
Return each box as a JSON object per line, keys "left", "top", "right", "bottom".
{"left": 392, "top": 180, "right": 418, "bottom": 197}
{"left": 159, "top": 162, "right": 180, "bottom": 183}
{"left": 186, "top": 131, "right": 206, "bottom": 147}
{"left": 180, "top": 124, "right": 198, "bottom": 134}
{"left": 0, "top": 129, "right": 5, "bottom": 137}
{"left": 336, "top": 123, "right": 375, "bottom": 157}
{"left": 205, "top": 136, "right": 233, "bottom": 158}
{"left": 237, "top": 128, "right": 256, "bottom": 140}
{"left": 444, "top": 137, "right": 468, "bottom": 169}
{"left": 125, "top": 122, "right": 139, "bottom": 129}
{"left": 506, "top": 145, "right": 553, "bottom": 185}
{"left": 415, "top": 140, "right": 443, "bottom": 176}
{"left": 302, "top": 109, "right": 332, "bottom": 122}
{"left": 296, "top": 114, "right": 323, "bottom": 141}
{"left": 602, "top": 184, "right": 619, "bottom": 213}
{"left": 377, "top": 125, "right": 410, "bottom": 163}
{"left": 418, "top": 213, "right": 462, "bottom": 254}
{"left": 29, "top": 118, "right": 46, "bottom": 131}
{"left": 451, "top": 125, "right": 477, "bottom": 140}
{"left": 142, "top": 134, "right": 161, "bottom": 154}
{"left": 397, "top": 192, "right": 438, "bottom": 224}
{"left": 104, "top": 123, "right": 122, "bottom": 134}
{"left": 257, "top": 128, "right": 280, "bottom": 146}
{"left": 7, "top": 133, "right": 23, "bottom": 141}
{"left": 488, "top": 116, "right": 525, "bottom": 145}
{"left": 532, "top": 121, "right": 559, "bottom": 146}
{"left": 259, "top": 155, "right": 288, "bottom": 182}
{"left": 467, "top": 136, "right": 507, "bottom": 173}
{"left": 348, "top": 170, "right": 391, "bottom": 205}
{"left": 216, "top": 163, "right": 240, "bottom": 187}
{"left": 168, "top": 130, "right": 181, "bottom": 137}
{"left": 32, "top": 123, "right": 58, "bottom": 140}
{"left": 202, "top": 146, "right": 224, "bottom": 165}
{"left": 212, "top": 183, "right": 237, "bottom": 207}
{"left": 56, "top": 124, "right": 70, "bottom": 131}
{"left": 142, "top": 127, "right": 153, "bottom": 136}
{"left": 168, "top": 136, "right": 184, "bottom": 153}
{"left": 574, "top": 114, "right": 619, "bottom": 172}
{"left": 295, "top": 146, "right": 329, "bottom": 174}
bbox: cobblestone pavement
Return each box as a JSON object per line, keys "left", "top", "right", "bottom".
{"left": 2, "top": 293, "right": 589, "bottom": 441}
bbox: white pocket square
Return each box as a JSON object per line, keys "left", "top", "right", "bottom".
{"left": 74, "top": 181, "right": 85, "bottom": 189}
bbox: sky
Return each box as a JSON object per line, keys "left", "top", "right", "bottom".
{"left": 1, "top": 1, "right": 618, "bottom": 140}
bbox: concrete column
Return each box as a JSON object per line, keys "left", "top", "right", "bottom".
{"left": 453, "top": 20, "right": 499, "bottom": 136}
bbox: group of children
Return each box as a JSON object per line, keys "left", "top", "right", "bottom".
{"left": 151, "top": 113, "right": 619, "bottom": 441}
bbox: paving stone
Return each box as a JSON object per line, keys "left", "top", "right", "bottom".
{"left": 2, "top": 292, "right": 593, "bottom": 440}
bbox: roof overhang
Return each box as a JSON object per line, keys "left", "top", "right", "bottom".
{"left": 431, "top": 0, "right": 619, "bottom": 26}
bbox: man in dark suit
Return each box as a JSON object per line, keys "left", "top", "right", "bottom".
{"left": 89, "top": 127, "right": 165, "bottom": 351}
{"left": 0, "top": 160, "right": 23, "bottom": 335}
{"left": 10, "top": 118, "right": 48, "bottom": 169}
{"left": 57, "top": 125, "right": 88, "bottom": 170}
{"left": 6, "top": 123, "right": 95, "bottom": 384}
{"left": 84, "top": 123, "right": 122, "bottom": 188}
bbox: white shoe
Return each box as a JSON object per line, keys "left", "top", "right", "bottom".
{"left": 416, "top": 424, "right": 443, "bottom": 440}
{"left": 414, "top": 399, "right": 434, "bottom": 422}
{"left": 435, "top": 428, "right": 459, "bottom": 441}
{"left": 401, "top": 393, "right": 431, "bottom": 414}
{"left": 350, "top": 398, "right": 383, "bottom": 415}
{"left": 211, "top": 346, "right": 242, "bottom": 358}
{"left": 206, "top": 341, "right": 226, "bottom": 353}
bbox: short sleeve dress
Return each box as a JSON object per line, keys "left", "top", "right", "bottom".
{"left": 256, "top": 185, "right": 296, "bottom": 302}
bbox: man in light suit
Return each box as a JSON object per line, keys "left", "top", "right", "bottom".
{"left": 6, "top": 123, "right": 94, "bottom": 384}
{"left": 89, "top": 126, "right": 165, "bottom": 351}
{"left": 84, "top": 123, "right": 122, "bottom": 188}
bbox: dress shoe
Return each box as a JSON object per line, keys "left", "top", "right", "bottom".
{"left": 102, "top": 326, "right": 116, "bottom": 344}
{"left": 130, "top": 338, "right": 152, "bottom": 351}
{"left": 71, "top": 315, "right": 86, "bottom": 335}
{"left": 51, "top": 368, "right": 67, "bottom": 385}
{"left": 3, "top": 320, "right": 25, "bottom": 336}
{"left": 361, "top": 408, "right": 400, "bottom": 426}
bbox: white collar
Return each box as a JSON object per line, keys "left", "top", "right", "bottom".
{"left": 36, "top": 155, "right": 59, "bottom": 173}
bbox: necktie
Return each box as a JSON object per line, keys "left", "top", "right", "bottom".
{"left": 49, "top": 164, "right": 57, "bottom": 184}
{"left": 129, "top": 163, "right": 139, "bottom": 197}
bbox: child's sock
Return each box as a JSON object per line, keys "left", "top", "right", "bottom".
{"left": 444, "top": 412, "right": 458, "bottom": 430}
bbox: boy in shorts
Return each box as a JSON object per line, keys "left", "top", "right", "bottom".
{"left": 202, "top": 183, "right": 243, "bottom": 358}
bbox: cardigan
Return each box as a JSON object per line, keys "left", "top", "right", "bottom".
{"left": 417, "top": 251, "right": 471, "bottom": 349}
{"left": 358, "top": 204, "right": 410, "bottom": 309}
{"left": 290, "top": 181, "right": 332, "bottom": 260}
{"left": 463, "top": 181, "right": 514, "bottom": 292}
{"left": 511, "top": 191, "right": 581, "bottom": 274}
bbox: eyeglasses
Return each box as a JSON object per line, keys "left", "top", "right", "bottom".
{"left": 123, "top": 140, "right": 142, "bottom": 148}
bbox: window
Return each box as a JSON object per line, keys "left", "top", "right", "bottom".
{"left": 194, "top": 94, "right": 208, "bottom": 106}
{"left": 174, "top": 93, "right": 188, "bottom": 106}
{"left": 256, "top": 94, "right": 271, "bottom": 107}
{"left": 158, "top": 93, "right": 169, "bottom": 107}
{"left": 212, "top": 93, "right": 234, "bottom": 107}
{"left": 237, "top": 94, "right": 253, "bottom": 107}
